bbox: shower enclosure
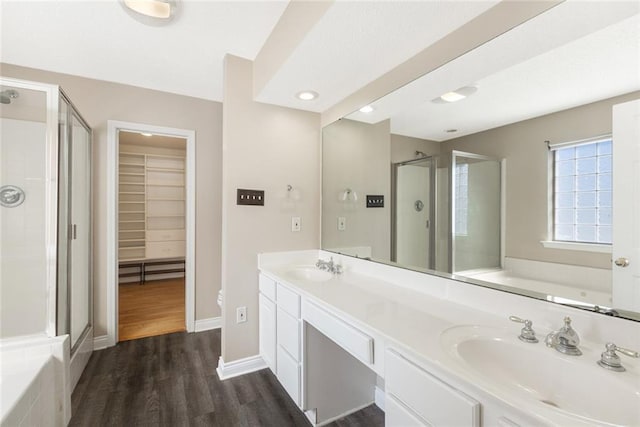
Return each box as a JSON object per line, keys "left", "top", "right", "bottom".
{"left": 0, "top": 77, "right": 92, "bottom": 361}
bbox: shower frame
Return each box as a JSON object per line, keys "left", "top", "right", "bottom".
{"left": 0, "top": 77, "right": 93, "bottom": 352}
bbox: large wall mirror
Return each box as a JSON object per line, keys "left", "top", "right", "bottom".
{"left": 321, "top": 1, "right": 640, "bottom": 321}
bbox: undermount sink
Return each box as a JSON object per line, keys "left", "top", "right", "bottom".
{"left": 287, "top": 266, "right": 333, "bottom": 282}
{"left": 440, "top": 325, "right": 640, "bottom": 426}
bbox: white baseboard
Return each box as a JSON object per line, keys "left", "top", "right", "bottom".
{"left": 374, "top": 386, "right": 385, "bottom": 411}
{"left": 216, "top": 355, "right": 267, "bottom": 380}
{"left": 195, "top": 316, "right": 222, "bottom": 332}
{"left": 93, "top": 335, "right": 111, "bottom": 350}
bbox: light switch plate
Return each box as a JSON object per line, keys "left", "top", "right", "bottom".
{"left": 338, "top": 216, "right": 346, "bottom": 231}
{"left": 236, "top": 306, "right": 247, "bottom": 323}
{"left": 237, "top": 189, "right": 264, "bottom": 206}
{"left": 292, "top": 217, "right": 301, "bottom": 232}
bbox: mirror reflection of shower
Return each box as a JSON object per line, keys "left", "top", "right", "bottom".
{"left": 392, "top": 156, "right": 436, "bottom": 270}
{"left": 0, "top": 89, "right": 19, "bottom": 104}
{"left": 450, "top": 151, "right": 502, "bottom": 274}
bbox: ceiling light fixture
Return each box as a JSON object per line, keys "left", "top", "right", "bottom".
{"left": 121, "top": 0, "right": 179, "bottom": 25}
{"left": 359, "top": 105, "right": 374, "bottom": 113}
{"left": 432, "top": 86, "right": 477, "bottom": 104}
{"left": 296, "top": 91, "right": 319, "bottom": 101}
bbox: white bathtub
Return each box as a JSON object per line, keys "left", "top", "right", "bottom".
{"left": 458, "top": 257, "right": 613, "bottom": 308}
{"left": 0, "top": 335, "right": 70, "bottom": 427}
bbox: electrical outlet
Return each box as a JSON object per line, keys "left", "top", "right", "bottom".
{"left": 236, "top": 306, "right": 247, "bottom": 323}
{"left": 292, "top": 216, "right": 301, "bottom": 232}
{"left": 338, "top": 216, "right": 346, "bottom": 231}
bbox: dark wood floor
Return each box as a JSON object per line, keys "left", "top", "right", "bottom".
{"left": 70, "top": 329, "right": 384, "bottom": 426}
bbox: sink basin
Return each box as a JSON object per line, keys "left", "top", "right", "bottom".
{"left": 440, "top": 325, "right": 640, "bottom": 426}
{"left": 287, "top": 266, "right": 333, "bottom": 282}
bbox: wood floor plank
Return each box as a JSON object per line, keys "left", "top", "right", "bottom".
{"left": 70, "top": 330, "right": 384, "bottom": 427}
{"left": 118, "top": 278, "right": 185, "bottom": 342}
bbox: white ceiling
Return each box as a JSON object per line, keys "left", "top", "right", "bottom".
{"left": 119, "top": 130, "right": 186, "bottom": 150}
{"left": 0, "top": 0, "right": 289, "bottom": 101}
{"left": 346, "top": 1, "right": 640, "bottom": 141}
{"left": 254, "top": 0, "right": 499, "bottom": 112}
{"left": 0, "top": 0, "right": 502, "bottom": 109}
{"left": 1, "top": 0, "right": 637, "bottom": 127}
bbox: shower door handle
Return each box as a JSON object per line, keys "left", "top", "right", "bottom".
{"left": 71, "top": 224, "right": 77, "bottom": 240}
{"left": 426, "top": 220, "right": 430, "bottom": 229}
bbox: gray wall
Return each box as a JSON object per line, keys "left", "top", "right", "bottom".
{"left": 444, "top": 91, "right": 640, "bottom": 269}
{"left": 221, "top": 55, "right": 320, "bottom": 362}
{"left": 322, "top": 119, "right": 391, "bottom": 259}
{"left": 0, "top": 63, "right": 223, "bottom": 336}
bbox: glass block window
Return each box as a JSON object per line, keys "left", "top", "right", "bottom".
{"left": 454, "top": 163, "right": 469, "bottom": 236}
{"left": 552, "top": 137, "right": 612, "bottom": 244}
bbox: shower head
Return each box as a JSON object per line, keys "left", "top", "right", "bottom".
{"left": 0, "top": 89, "right": 19, "bottom": 105}
{"left": 415, "top": 150, "right": 427, "bottom": 158}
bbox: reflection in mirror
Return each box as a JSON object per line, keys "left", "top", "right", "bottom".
{"left": 321, "top": 2, "right": 640, "bottom": 320}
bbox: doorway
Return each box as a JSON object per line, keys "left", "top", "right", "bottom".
{"left": 117, "top": 131, "right": 187, "bottom": 341}
{"left": 106, "top": 121, "right": 195, "bottom": 347}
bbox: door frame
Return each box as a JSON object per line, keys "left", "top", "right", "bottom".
{"left": 106, "top": 120, "right": 196, "bottom": 347}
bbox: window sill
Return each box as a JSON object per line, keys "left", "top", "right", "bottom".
{"left": 540, "top": 240, "right": 612, "bottom": 254}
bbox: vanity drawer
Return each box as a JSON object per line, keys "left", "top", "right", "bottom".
{"left": 259, "top": 274, "right": 277, "bottom": 302}
{"left": 386, "top": 394, "right": 429, "bottom": 427}
{"left": 277, "top": 283, "right": 300, "bottom": 318}
{"left": 386, "top": 349, "right": 480, "bottom": 427}
{"left": 277, "top": 307, "right": 300, "bottom": 361}
{"left": 277, "top": 346, "right": 300, "bottom": 406}
{"left": 303, "top": 300, "right": 373, "bottom": 365}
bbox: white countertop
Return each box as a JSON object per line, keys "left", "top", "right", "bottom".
{"left": 258, "top": 250, "right": 640, "bottom": 427}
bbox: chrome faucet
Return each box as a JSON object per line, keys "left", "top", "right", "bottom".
{"left": 545, "top": 316, "right": 582, "bottom": 356}
{"left": 597, "top": 342, "right": 639, "bottom": 372}
{"left": 316, "top": 257, "right": 343, "bottom": 275}
{"left": 509, "top": 315, "right": 539, "bottom": 343}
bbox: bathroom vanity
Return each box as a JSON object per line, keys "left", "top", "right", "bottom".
{"left": 258, "top": 250, "right": 640, "bottom": 427}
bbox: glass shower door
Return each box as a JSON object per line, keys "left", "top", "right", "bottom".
{"left": 393, "top": 157, "right": 435, "bottom": 270}
{"left": 69, "top": 111, "right": 91, "bottom": 349}
{"left": 451, "top": 151, "right": 501, "bottom": 273}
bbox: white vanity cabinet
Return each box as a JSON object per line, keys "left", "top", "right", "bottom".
{"left": 385, "top": 348, "right": 480, "bottom": 427}
{"left": 258, "top": 273, "right": 304, "bottom": 407}
{"left": 258, "top": 274, "right": 277, "bottom": 374}
{"left": 276, "top": 283, "right": 303, "bottom": 407}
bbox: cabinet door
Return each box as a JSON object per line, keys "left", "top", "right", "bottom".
{"left": 259, "top": 294, "right": 276, "bottom": 374}
{"left": 277, "top": 345, "right": 300, "bottom": 406}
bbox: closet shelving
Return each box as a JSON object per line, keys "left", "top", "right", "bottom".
{"left": 118, "top": 153, "right": 146, "bottom": 260}
{"left": 118, "top": 152, "right": 186, "bottom": 262}
{"left": 145, "top": 154, "right": 185, "bottom": 259}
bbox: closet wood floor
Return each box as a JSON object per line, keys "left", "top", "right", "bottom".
{"left": 119, "top": 278, "right": 185, "bottom": 342}
{"left": 70, "top": 329, "right": 384, "bottom": 427}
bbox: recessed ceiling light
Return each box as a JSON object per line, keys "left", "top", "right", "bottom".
{"left": 359, "top": 105, "right": 375, "bottom": 113}
{"left": 121, "top": 0, "right": 178, "bottom": 25}
{"left": 432, "top": 86, "right": 477, "bottom": 104}
{"left": 296, "top": 91, "right": 319, "bottom": 101}
{"left": 141, "top": 132, "right": 153, "bottom": 137}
